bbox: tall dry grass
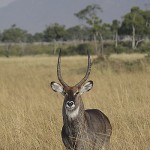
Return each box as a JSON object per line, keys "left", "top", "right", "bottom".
{"left": 0, "top": 54, "right": 150, "bottom": 149}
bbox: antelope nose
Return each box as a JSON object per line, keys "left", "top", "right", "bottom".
{"left": 67, "top": 101, "right": 74, "bottom": 107}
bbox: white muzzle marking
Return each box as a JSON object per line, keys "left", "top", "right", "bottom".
{"left": 66, "top": 106, "right": 79, "bottom": 121}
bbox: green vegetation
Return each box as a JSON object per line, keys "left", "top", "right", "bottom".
{"left": 0, "top": 41, "right": 149, "bottom": 57}
{"left": 75, "top": 4, "right": 103, "bottom": 56}
{"left": 0, "top": 5, "right": 149, "bottom": 57}
{"left": 0, "top": 42, "right": 96, "bottom": 57}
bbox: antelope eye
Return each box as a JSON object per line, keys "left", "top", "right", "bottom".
{"left": 63, "top": 91, "right": 68, "bottom": 96}
{"left": 74, "top": 92, "right": 79, "bottom": 96}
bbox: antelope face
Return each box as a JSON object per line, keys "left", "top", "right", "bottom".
{"left": 51, "top": 81, "right": 93, "bottom": 111}
{"left": 64, "top": 87, "right": 79, "bottom": 111}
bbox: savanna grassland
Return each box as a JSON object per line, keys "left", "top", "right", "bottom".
{"left": 0, "top": 54, "right": 150, "bottom": 150}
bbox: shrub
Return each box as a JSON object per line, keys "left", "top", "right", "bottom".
{"left": 75, "top": 43, "right": 94, "bottom": 55}
{"left": 55, "top": 43, "right": 94, "bottom": 56}
{"left": 56, "top": 46, "right": 77, "bottom": 56}
{"left": 115, "top": 45, "right": 129, "bottom": 53}
{"left": 138, "top": 42, "right": 150, "bottom": 53}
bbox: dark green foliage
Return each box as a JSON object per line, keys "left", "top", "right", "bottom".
{"left": 119, "top": 7, "right": 145, "bottom": 35}
{"left": 55, "top": 43, "right": 94, "bottom": 56}
{"left": 56, "top": 46, "right": 77, "bottom": 56}
{"left": 0, "top": 41, "right": 149, "bottom": 57}
{"left": 75, "top": 43, "right": 94, "bottom": 55}
{"left": 33, "top": 33, "right": 44, "bottom": 42}
{"left": 66, "top": 26, "right": 91, "bottom": 41}
{"left": 2, "top": 25, "right": 28, "bottom": 43}
{"left": 115, "top": 45, "right": 130, "bottom": 53}
{"left": 138, "top": 42, "right": 150, "bottom": 52}
{"left": 0, "top": 42, "right": 94, "bottom": 57}
{"left": 43, "top": 23, "right": 67, "bottom": 42}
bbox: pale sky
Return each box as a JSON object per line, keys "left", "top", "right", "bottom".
{"left": 0, "top": 0, "right": 15, "bottom": 8}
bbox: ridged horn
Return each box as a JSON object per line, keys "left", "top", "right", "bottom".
{"left": 57, "top": 49, "right": 69, "bottom": 87}
{"left": 75, "top": 50, "right": 91, "bottom": 88}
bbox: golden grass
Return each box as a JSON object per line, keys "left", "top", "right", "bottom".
{"left": 0, "top": 54, "right": 150, "bottom": 149}
{"left": 110, "top": 53, "right": 147, "bottom": 61}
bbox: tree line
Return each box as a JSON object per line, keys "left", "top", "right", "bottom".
{"left": 0, "top": 4, "right": 150, "bottom": 57}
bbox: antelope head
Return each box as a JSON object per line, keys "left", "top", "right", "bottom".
{"left": 50, "top": 50, "right": 93, "bottom": 119}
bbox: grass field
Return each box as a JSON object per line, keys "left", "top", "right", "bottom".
{"left": 0, "top": 54, "right": 150, "bottom": 149}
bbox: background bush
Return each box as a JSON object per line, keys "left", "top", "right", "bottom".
{"left": 0, "top": 41, "right": 149, "bottom": 57}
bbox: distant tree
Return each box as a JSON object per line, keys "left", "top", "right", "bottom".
{"left": 120, "top": 7, "right": 145, "bottom": 49}
{"left": 95, "top": 23, "right": 112, "bottom": 56}
{"left": 142, "top": 10, "right": 150, "bottom": 37}
{"left": 1, "top": 25, "right": 29, "bottom": 57}
{"left": 66, "top": 25, "right": 91, "bottom": 42}
{"left": 80, "top": 26, "right": 91, "bottom": 41}
{"left": 66, "top": 25, "right": 83, "bottom": 41}
{"left": 2, "top": 25, "right": 28, "bottom": 43}
{"left": 33, "top": 32, "right": 44, "bottom": 42}
{"left": 43, "top": 23, "right": 66, "bottom": 42}
{"left": 75, "top": 4, "right": 103, "bottom": 56}
{"left": 111, "top": 20, "right": 120, "bottom": 48}
{"left": 26, "top": 33, "right": 34, "bottom": 43}
{"left": 0, "top": 31, "right": 2, "bottom": 42}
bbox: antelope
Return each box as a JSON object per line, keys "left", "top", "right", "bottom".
{"left": 50, "top": 50, "right": 112, "bottom": 150}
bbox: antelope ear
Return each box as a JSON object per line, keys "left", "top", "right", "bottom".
{"left": 80, "top": 80, "right": 93, "bottom": 95}
{"left": 50, "top": 82, "right": 64, "bottom": 94}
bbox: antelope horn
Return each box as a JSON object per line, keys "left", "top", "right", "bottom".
{"left": 75, "top": 50, "right": 91, "bottom": 88}
{"left": 57, "top": 49, "right": 68, "bottom": 87}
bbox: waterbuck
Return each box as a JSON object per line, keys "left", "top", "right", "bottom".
{"left": 50, "top": 50, "right": 112, "bottom": 150}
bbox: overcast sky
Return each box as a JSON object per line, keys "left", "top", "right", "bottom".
{"left": 0, "top": 0, "right": 149, "bottom": 33}
{"left": 0, "top": 0, "right": 15, "bottom": 8}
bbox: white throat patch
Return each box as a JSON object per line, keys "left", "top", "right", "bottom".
{"left": 66, "top": 106, "right": 79, "bottom": 121}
